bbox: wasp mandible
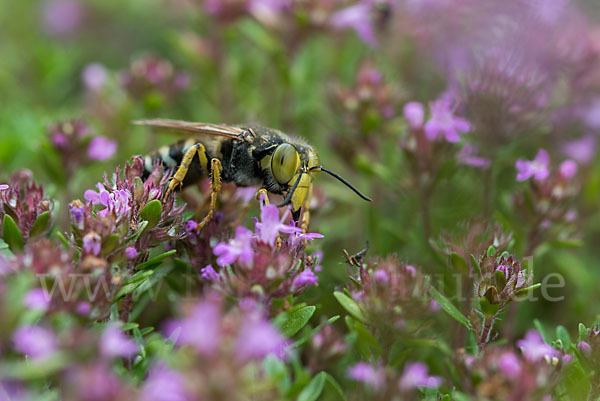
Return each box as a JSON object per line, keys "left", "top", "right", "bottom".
{"left": 135, "top": 119, "right": 371, "bottom": 230}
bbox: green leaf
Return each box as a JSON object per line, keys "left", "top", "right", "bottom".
{"left": 292, "top": 315, "right": 340, "bottom": 348}
{"left": 135, "top": 249, "right": 176, "bottom": 270}
{"left": 324, "top": 373, "right": 348, "bottom": 401}
{"left": 275, "top": 305, "right": 316, "bottom": 338}
{"left": 29, "top": 211, "right": 51, "bottom": 238}
{"left": 333, "top": 291, "right": 367, "bottom": 323}
{"left": 556, "top": 325, "right": 572, "bottom": 349}
{"left": 534, "top": 319, "right": 552, "bottom": 343}
{"left": 102, "top": 234, "right": 121, "bottom": 254}
{"left": 429, "top": 286, "right": 471, "bottom": 330}
{"left": 450, "top": 252, "right": 469, "bottom": 272}
{"left": 297, "top": 372, "right": 326, "bottom": 401}
{"left": 139, "top": 200, "right": 162, "bottom": 230}
{"left": 486, "top": 245, "right": 496, "bottom": 257}
{"left": 515, "top": 283, "right": 541, "bottom": 296}
{"left": 578, "top": 323, "right": 587, "bottom": 342}
{"left": 2, "top": 214, "right": 24, "bottom": 253}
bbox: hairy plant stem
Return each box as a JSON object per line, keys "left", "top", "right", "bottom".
{"left": 479, "top": 315, "right": 495, "bottom": 352}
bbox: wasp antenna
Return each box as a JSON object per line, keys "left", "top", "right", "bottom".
{"left": 318, "top": 167, "right": 372, "bottom": 202}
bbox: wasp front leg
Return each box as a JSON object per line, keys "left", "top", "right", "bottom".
{"left": 256, "top": 188, "right": 270, "bottom": 206}
{"left": 195, "top": 158, "right": 223, "bottom": 231}
{"left": 300, "top": 182, "right": 313, "bottom": 232}
{"left": 165, "top": 143, "right": 209, "bottom": 198}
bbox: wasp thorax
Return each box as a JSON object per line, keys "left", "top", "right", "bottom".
{"left": 271, "top": 143, "right": 300, "bottom": 184}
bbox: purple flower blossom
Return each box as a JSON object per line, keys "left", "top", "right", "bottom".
{"left": 515, "top": 149, "right": 550, "bottom": 181}
{"left": 185, "top": 220, "right": 198, "bottom": 232}
{"left": 0, "top": 184, "right": 8, "bottom": 191}
{"left": 83, "top": 231, "right": 101, "bottom": 255}
{"left": 403, "top": 102, "right": 425, "bottom": 129}
{"left": 140, "top": 363, "right": 189, "bottom": 401}
{"left": 236, "top": 314, "right": 287, "bottom": 361}
{"left": 13, "top": 325, "right": 57, "bottom": 360}
{"left": 398, "top": 362, "right": 442, "bottom": 391}
{"left": 578, "top": 341, "right": 592, "bottom": 356}
{"left": 517, "top": 330, "right": 559, "bottom": 362}
{"left": 213, "top": 226, "right": 254, "bottom": 267}
{"left": 88, "top": 136, "right": 117, "bottom": 161}
{"left": 255, "top": 204, "right": 302, "bottom": 246}
{"left": 24, "top": 288, "right": 51, "bottom": 311}
{"left": 424, "top": 98, "right": 471, "bottom": 142}
{"left": 558, "top": 160, "right": 577, "bottom": 179}
{"left": 331, "top": 0, "right": 376, "bottom": 47}
{"left": 563, "top": 135, "right": 596, "bottom": 164}
{"left": 373, "top": 269, "right": 389, "bottom": 283}
{"left": 69, "top": 201, "right": 85, "bottom": 225}
{"left": 173, "top": 300, "right": 221, "bottom": 356}
{"left": 497, "top": 352, "right": 522, "bottom": 379}
{"left": 347, "top": 362, "right": 385, "bottom": 389}
{"left": 82, "top": 63, "right": 108, "bottom": 91}
{"left": 125, "top": 247, "right": 138, "bottom": 259}
{"left": 76, "top": 302, "right": 91, "bottom": 315}
{"left": 201, "top": 264, "right": 220, "bottom": 281}
{"left": 84, "top": 183, "right": 131, "bottom": 218}
{"left": 292, "top": 269, "right": 318, "bottom": 289}
{"left": 457, "top": 144, "right": 491, "bottom": 169}
{"left": 41, "top": 0, "right": 84, "bottom": 37}
{"left": 100, "top": 324, "right": 138, "bottom": 359}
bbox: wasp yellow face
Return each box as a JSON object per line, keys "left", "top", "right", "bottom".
{"left": 268, "top": 143, "right": 321, "bottom": 219}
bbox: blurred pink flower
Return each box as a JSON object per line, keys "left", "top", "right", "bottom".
{"left": 398, "top": 362, "right": 442, "bottom": 390}
{"left": 213, "top": 226, "right": 254, "bottom": 267}
{"left": 236, "top": 314, "right": 287, "bottom": 361}
{"left": 457, "top": 144, "right": 491, "bottom": 169}
{"left": 83, "top": 231, "right": 102, "bottom": 255}
{"left": 88, "top": 136, "right": 117, "bottom": 161}
{"left": 125, "top": 247, "right": 138, "bottom": 259}
{"left": 82, "top": 63, "right": 108, "bottom": 91}
{"left": 100, "top": 324, "right": 138, "bottom": 359}
{"left": 424, "top": 98, "right": 471, "bottom": 142}
{"left": 41, "top": 0, "right": 84, "bottom": 37}
{"left": 563, "top": 135, "right": 596, "bottom": 164}
{"left": 201, "top": 264, "right": 220, "bottom": 281}
{"left": 24, "top": 288, "right": 51, "bottom": 311}
{"left": 292, "top": 269, "right": 318, "bottom": 289}
{"left": 515, "top": 149, "right": 550, "bottom": 181}
{"left": 0, "top": 184, "right": 8, "bottom": 191}
{"left": 403, "top": 102, "right": 425, "bottom": 129}
{"left": 497, "top": 352, "right": 522, "bottom": 379}
{"left": 140, "top": 363, "right": 189, "bottom": 401}
{"left": 558, "top": 160, "right": 577, "bottom": 179}
{"left": 13, "top": 325, "right": 57, "bottom": 360}
{"left": 173, "top": 300, "right": 221, "bottom": 356}
{"left": 347, "top": 362, "right": 385, "bottom": 389}
{"left": 331, "top": 0, "right": 377, "bottom": 47}
{"left": 517, "top": 330, "right": 559, "bottom": 362}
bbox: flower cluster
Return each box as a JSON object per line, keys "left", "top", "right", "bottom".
{"left": 194, "top": 203, "right": 322, "bottom": 303}
{"left": 119, "top": 54, "right": 190, "bottom": 104}
{"left": 513, "top": 149, "right": 581, "bottom": 253}
{"left": 47, "top": 119, "right": 117, "bottom": 179}
{"left": 456, "top": 333, "right": 568, "bottom": 400}
{"left": 0, "top": 170, "right": 53, "bottom": 249}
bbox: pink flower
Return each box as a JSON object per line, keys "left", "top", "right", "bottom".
{"left": 424, "top": 98, "right": 471, "bottom": 142}
{"left": 83, "top": 231, "right": 102, "bottom": 255}
{"left": 88, "top": 136, "right": 117, "bottom": 161}
{"left": 213, "top": 226, "right": 254, "bottom": 267}
{"left": 373, "top": 269, "right": 389, "bottom": 283}
{"left": 292, "top": 269, "right": 318, "bottom": 289}
{"left": 13, "top": 325, "right": 57, "bottom": 360}
{"left": 331, "top": 0, "right": 377, "bottom": 47}
{"left": 563, "top": 135, "right": 596, "bottom": 164}
{"left": 84, "top": 183, "right": 131, "bottom": 218}
{"left": 82, "top": 63, "right": 108, "bottom": 91}
{"left": 347, "top": 362, "right": 385, "bottom": 389}
{"left": 0, "top": 184, "right": 8, "bottom": 191}
{"left": 41, "top": 0, "right": 84, "bottom": 37}
{"left": 558, "top": 160, "right": 577, "bottom": 179}
{"left": 403, "top": 102, "right": 425, "bottom": 129}
{"left": 172, "top": 300, "right": 221, "bottom": 356}
{"left": 100, "top": 324, "right": 138, "bottom": 359}
{"left": 255, "top": 204, "right": 302, "bottom": 247}
{"left": 517, "top": 330, "right": 559, "bottom": 362}
{"left": 515, "top": 150, "right": 550, "bottom": 181}
{"left": 24, "top": 288, "right": 51, "bottom": 311}
{"left": 457, "top": 144, "right": 491, "bottom": 169}
{"left": 236, "top": 314, "right": 287, "bottom": 361}
{"left": 125, "top": 247, "right": 138, "bottom": 259}
{"left": 140, "top": 363, "right": 189, "bottom": 401}
{"left": 399, "top": 362, "right": 442, "bottom": 390}
{"left": 201, "top": 264, "right": 220, "bottom": 281}
{"left": 497, "top": 352, "right": 522, "bottom": 379}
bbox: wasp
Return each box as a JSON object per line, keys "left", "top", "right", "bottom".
{"left": 134, "top": 119, "right": 371, "bottom": 230}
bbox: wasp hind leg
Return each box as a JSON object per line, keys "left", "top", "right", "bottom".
{"left": 165, "top": 143, "right": 209, "bottom": 198}
{"left": 194, "top": 158, "right": 223, "bottom": 231}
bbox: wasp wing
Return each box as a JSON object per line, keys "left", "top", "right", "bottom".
{"left": 133, "top": 119, "right": 248, "bottom": 140}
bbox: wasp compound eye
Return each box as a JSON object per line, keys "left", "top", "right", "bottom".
{"left": 271, "top": 143, "right": 300, "bottom": 185}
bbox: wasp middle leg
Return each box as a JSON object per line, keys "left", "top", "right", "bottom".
{"left": 165, "top": 143, "right": 209, "bottom": 198}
